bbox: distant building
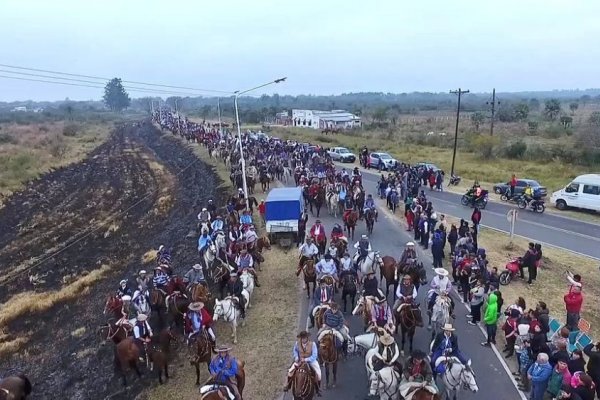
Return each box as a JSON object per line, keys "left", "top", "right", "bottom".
{"left": 291, "top": 109, "right": 361, "bottom": 130}
{"left": 11, "top": 106, "right": 27, "bottom": 112}
{"left": 274, "top": 111, "right": 291, "bottom": 125}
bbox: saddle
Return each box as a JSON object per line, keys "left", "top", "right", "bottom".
{"left": 200, "top": 384, "right": 235, "bottom": 400}
{"left": 318, "top": 330, "right": 344, "bottom": 349}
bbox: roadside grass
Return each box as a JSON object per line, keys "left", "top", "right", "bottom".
{"left": 0, "top": 121, "right": 111, "bottom": 198}
{"left": 146, "top": 133, "right": 297, "bottom": 400}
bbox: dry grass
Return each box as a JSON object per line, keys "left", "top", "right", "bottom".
{"left": 71, "top": 327, "right": 87, "bottom": 338}
{"left": 0, "top": 264, "right": 113, "bottom": 328}
{"left": 141, "top": 249, "right": 158, "bottom": 264}
{"left": 0, "top": 334, "right": 30, "bottom": 358}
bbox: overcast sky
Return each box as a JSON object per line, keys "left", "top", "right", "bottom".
{"left": 1, "top": 0, "right": 599, "bottom": 101}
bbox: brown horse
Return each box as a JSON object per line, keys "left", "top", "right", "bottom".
{"left": 379, "top": 256, "right": 398, "bottom": 298}
{"left": 150, "top": 289, "right": 167, "bottom": 324}
{"left": 103, "top": 295, "right": 123, "bottom": 319}
{"left": 343, "top": 210, "right": 358, "bottom": 240}
{"left": 318, "top": 332, "right": 339, "bottom": 388}
{"left": 166, "top": 295, "right": 190, "bottom": 330}
{"left": 412, "top": 388, "right": 441, "bottom": 400}
{"left": 0, "top": 374, "right": 32, "bottom": 400}
{"left": 148, "top": 328, "right": 176, "bottom": 384}
{"left": 365, "top": 207, "right": 376, "bottom": 235}
{"left": 291, "top": 362, "right": 316, "bottom": 400}
{"left": 201, "top": 360, "right": 246, "bottom": 400}
{"left": 331, "top": 238, "right": 347, "bottom": 259}
{"left": 189, "top": 282, "right": 211, "bottom": 303}
{"left": 256, "top": 236, "right": 271, "bottom": 253}
{"left": 98, "top": 321, "right": 129, "bottom": 344}
{"left": 302, "top": 259, "right": 317, "bottom": 299}
{"left": 394, "top": 303, "right": 424, "bottom": 355}
{"left": 188, "top": 330, "right": 213, "bottom": 385}
{"left": 115, "top": 337, "right": 142, "bottom": 386}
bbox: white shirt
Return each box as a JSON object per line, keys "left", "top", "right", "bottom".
{"left": 430, "top": 276, "right": 452, "bottom": 293}
{"left": 316, "top": 259, "right": 337, "bottom": 276}
{"left": 340, "top": 257, "right": 353, "bottom": 271}
{"left": 133, "top": 321, "right": 153, "bottom": 339}
{"left": 396, "top": 284, "right": 418, "bottom": 300}
{"left": 313, "top": 225, "right": 322, "bottom": 236}
{"left": 299, "top": 243, "right": 319, "bottom": 257}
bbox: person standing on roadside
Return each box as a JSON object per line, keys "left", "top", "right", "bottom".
{"left": 471, "top": 207, "right": 481, "bottom": 234}
{"left": 564, "top": 278, "right": 583, "bottom": 331}
{"left": 481, "top": 291, "right": 499, "bottom": 347}
{"left": 510, "top": 174, "right": 518, "bottom": 197}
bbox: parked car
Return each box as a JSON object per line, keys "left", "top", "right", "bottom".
{"left": 328, "top": 147, "right": 356, "bottom": 163}
{"left": 368, "top": 152, "right": 398, "bottom": 170}
{"left": 493, "top": 179, "right": 547, "bottom": 197}
{"left": 550, "top": 174, "right": 600, "bottom": 212}
{"left": 415, "top": 162, "right": 441, "bottom": 172}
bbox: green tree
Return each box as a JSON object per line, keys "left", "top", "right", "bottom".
{"left": 470, "top": 112, "right": 485, "bottom": 131}
{"left": 528, "top": 98, "right": 540, "bottom": 111}
{"left": 544, "top": 99, "right": 561, "bottom": 120}
{"left": 497, "top": 106, "right": 516, "bottom": 122}
{"left": 60, "top": 102, "right": 74, "bottom": 120}
{"left": 569, "top": 102, "right": 579, "bottom": 115}
{"left": 589, "top": 111, "right": 600, "bottom": 127}
{"left": 560, "top": 116, "right": 573, "bottom": 128}
{"left": 527, "top": 121, "right": 539, "bottom": 134}
{"left": 514, "top": 103, "right": 529, "bottom": 121}
{"left": 103, "top": 78, "right": 130, "bottom": 111}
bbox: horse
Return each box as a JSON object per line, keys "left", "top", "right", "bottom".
{"left": 212, "top": 258, "right": 233, "bottom": 299}
{"left": 189, "top": 282, "right": 211, "bottom": 303}
{"left": 115, "top": 337, "right": 143, "bottom": 386}
{"left": 200, "top": 360, "right": 246, "bottom": 400}
{"left": 291, "top": 362, "right": 316, "bottom": 400}
{"left": 358, "top": 251, "right": 382, "bottom": 278}
{"left": 260, "top": 171, "right": 271, "bottom": 192}
{"left": 103, "top": 295, "right": 123, "bottom": 319}
{"left": 213, "top": 295, "right": 247, "bottom": 344}
{"left": 314, "top": 235, "right": 327, "bottom": 256}
{"left": 436, "top": 357, "right": 478, "bottom": 400}
{"left": 256, "top": 236, "right": 271, "bottom": 253}
{"left": 352, "top": 294, "right": 372, "bottom": 331}
{"left": 330, "top": 237, "right": 347, "bottom": 259}
{"left": 343, "top": 210, "right": 358, "bottom": 240}
{"left": 147, "top": 327, "right": 176, "bottom": 384}
{"left": 399, "top": 261, "right": 428, "bottom": 291}
{"left": 98, "top": 321, "right": 129, "bottom": 344}
{"left": 365, "top": 208, "right": 376, "bottom": 235}
{"left": 394, "top": 303, "right": 423, "bottom": 355}
{"left": 429, "top": 294, "right": 451, "bottom": 340}
{"left": 309, "top": 187, "right": 325, "bottom": 217}
{"left": 372, "top": 366, "right": 402, "bottom": 400}
{"left": 133, "top": 293, "right": 151, "bottom": 317}
{"left": 0, "top": 374, "right": 32, "bottom": 400}
{"left": 326, "top": 191, "right": 339, "bottom": 218}
{"left": 150, "top": 289, "right": 167, "bottom": 325}
{"left": 239, "top": 270, "right": 254, "bottom": 309}
{"left": 188, "top": 329, "right": 213, "bottom": 385}
{"left": 302, "top": 259, "right": 317, "bottom": 299}
{"left": 214, "top": 231, "right": 227, "bottom": 256}
{"left": 318, "top": 331, "right": 340, "bottom": 388}
{"left": 340, "top": 273, "right": 357, "bottom": 313}
{"left": 203, "top": 243, "right": 219, "bottom": 272}
{"left": 166, "top": 295, "right": 190, "bottom": 331}
{"left": 379, "top": 256, "right": 398, "bottom": 298}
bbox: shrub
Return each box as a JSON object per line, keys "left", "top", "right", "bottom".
{"left": 48, "top": 135, "right": 69, "bottom": 158}
{"left": 38, "top": 125, "right": 50, "bottom": 133}
{"left": 542, "top": 125, "right": 564, "bottom": 139}
{"left": 502, "top": 140, "right": 527, "bottom": 159}
{"left": 62, "top": 124, "right": 80, "bottom": 137}
{"left": 466, "top": 134, "right": 500, "bottom": 159}
{"left": 527, "top": 121, "right": 539, "bottom": 135}
{"left": 0, "top": 133, "right": 17, "bottom": 145}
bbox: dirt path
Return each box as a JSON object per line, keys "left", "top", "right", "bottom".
{"left": 0, "top": 122, "right": 224, "bottom": 400}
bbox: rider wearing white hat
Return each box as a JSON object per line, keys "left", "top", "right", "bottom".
{"left": 428, "top": 268, "right": 455, "bottom": 320}
{"left": 353, "top": 234, "right": 372, "bottom": 269}
{"left": 133, "top": 313, "right": 153, "bottom": 362}
{"left": 136, "top": 270, "right": 150, "bottom": 293}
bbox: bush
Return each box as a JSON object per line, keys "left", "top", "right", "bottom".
{"left": 62, "top": 124, "right": 80, "bottom": 137}
{"left": 38, "top": 125, "right": 50, "bottom": 133}
{"left": 502, "top": 140, "right": 527, "bottom": 159}
{"left": 466, "top": 134, "right": 500, "bottom": 159}
{"left": 0, "top": 133, "right": 18, "bottom": 145}
{"left": 542, "top": 125, "right": 564, "bottom": 139}
{"left": 48, "top": 135, "right": 69, "bottom": 158}
{"left": 527, "top": 121, "right": 539, "bottom": 135}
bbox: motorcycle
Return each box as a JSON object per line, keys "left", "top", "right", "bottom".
{"left": 460, "top": 189, "right": 489, "bottom": 209}
{"left": 500, "top": 187, "right": 524, "bottom": 204}
{"left": 449, "top": 175, "right": 461, "bottom": 186}
{"left": 517, "top": 197, "right": 545, "bottom": 213}
{"left": 499, "top": 257, "right": 522, "bottom": 285}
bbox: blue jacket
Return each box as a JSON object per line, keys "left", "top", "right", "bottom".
{"left": 209, "top": 354, "right": 238, "bottom": 380}
{"left": 322, "top": 309, "right": 344, "bottom": 330}
{"left": 528, "top": 361, "right": 552, "bottom": 383}
{"left": 211, "top": 219, "right": 224, "bottom": 232}
{"left": 198, "top": 235, "right": 212, "bottom": 251}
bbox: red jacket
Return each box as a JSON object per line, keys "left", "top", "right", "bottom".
{"left": 564, "top": 292, "right": 583, "bottom": 313}
{"left": 310, "top": 224, "right": 326, "bottom": 242}
{"left": 258, "top": 203, "right": 266, "bottom": 216}
{"left": 184, "top": 308, "right": 213, "bottom": 334}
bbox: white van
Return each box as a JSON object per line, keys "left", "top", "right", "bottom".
{"left": 550, "top": 174, "right": 600, "bottom": 212}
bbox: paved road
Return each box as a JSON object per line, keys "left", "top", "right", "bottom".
{"left": 291, "top": 186, "right": 524, "bottom": 399}
{"left": 351, "top": 166, "right": 600, "bottom": 260}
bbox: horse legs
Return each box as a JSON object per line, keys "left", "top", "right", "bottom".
{"left": 232, "top": 322, "right": 238, "bottom": 344}
{"left": 332, "top": 362, "right": 337, "bottom": 388}
{"left": 400, "top": 328, "right": 406, "bottom": 354}
{"left": 194, "top": 363, "right": 201, "bottom": 385}
{"left": 157, "top": 367, "right": 164, "bottom": 385}
{"left": 325, "top": 364, "right": 330, "bottom": 388}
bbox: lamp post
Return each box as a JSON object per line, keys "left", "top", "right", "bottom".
{"left": 234, "top": 77, "right": 287, "bottom": 210}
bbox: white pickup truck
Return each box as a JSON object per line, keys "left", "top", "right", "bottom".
{"left": 327, "top": 147, "right": 356, "bottom": 163}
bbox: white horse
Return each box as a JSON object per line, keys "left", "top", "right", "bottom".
{"left": 239, "top": 270, "right": 254, "bottom": 309}
{"left": 357, "top": 251, "right": 382, "bottom": 277}
{"left": 213, "top": 294, "right": 249, "bottom": 344}
{"left": 327, "top": 191, "right": 339, "bottom": 218}
{"left": 214, "top": 231, "right": 227, "bottom": 254}
{"left": 428, "top": 293, "right": 451, "bottom": 338}
{"left": 374, "top": 367, "right": 401, "bottom": 400}
{"left": 365, "top": 344, "right": 401, "bottom": 398}
{"left": 436, "top": 357, "right": 478, "bottom": 400}
{"left": 203, "top": 243, "right": 218, "bottom": 275}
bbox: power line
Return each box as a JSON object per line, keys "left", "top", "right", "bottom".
{"left": 0, "top": 63, "right": 233, "bottom": 94}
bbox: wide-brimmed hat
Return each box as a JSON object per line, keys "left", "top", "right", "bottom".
{"left": 215, "top": 345, "right": 232, "bottom": 353}
{"left": 380, "top": 334, "right": 395, "bottom": 346}
{"left": 362, "top": 235, "right": 368, "bottom": 239}
{"left": 121, "top": 295, "right": 132, "bottom": 301}
{"left": 434, "top": 268, "right": 448, "bottom": 277}
{"left": 192, "top": 264, "right": 202, "bottom": 270}
{"left": 188, "top": 302, "right": 204, "bottom": 311}
{"left": 297, "top": 330, "right": 310, "bottom": 339}
{"left": 442, "top": 323, "right": 455, "bottom": 331}
{"left": 158, "top": 245, "right": 164, "bottom": 252}
{"left": 120, "top": 279, "right": 127, "bottom": 285}
{"left": 137, "top": 314, "right": 148, "bottom": 322}
{"left": 139, "top": 270, "right": 147, "bottom": 275}
{"left": 406, "top": 242, "right": 415, "bottom": 247}
{"left": 412, "top": 349, "right": 426, "bottom": 359}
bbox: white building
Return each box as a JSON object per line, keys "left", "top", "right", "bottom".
{"left": 291, "top": 109, "right": 361, "bottom": 130}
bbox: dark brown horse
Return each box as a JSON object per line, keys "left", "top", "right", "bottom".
{"left": 256, "top": 236, "right": 271, "bottom": 253}
{"left": 166, "top": 294, "right": 190, "bottom": 330}
{"left": 98, "top": 321, "right": 129, "bottom": 344}
{"left": 150, "top": 289, "right": 167, "bottom": 324}
{"left": 379, "top": 256, "right": 398, "bottom": 298}
{"left": 343, "top": 210, "right": 358, "bottom": 240}
{"left": 309, "top": 187, "right": 326, "bottom": 218}
{"left": 291, "top": 362, "right": 316, "bottom": 400}
{"left": 302, "top": 259, "right": 317, "bottom": 299}
{"left": 103, "top": 295, "right": 123, "bottom": 319}
{"left": 115, "top": 337, "right": 142, "bottom": 386}
{"left": 394, "top": 303, "right": 424, "bottom": 355}
{"left": 399, "top": 261, "right": 428, "bottom": 291}
{"left": 188, "top": 330, "right": 213, "bottom": 385}
{"left": 148, "top": 328, "right": 176, "bottom": 384}
{"left": 330, "top": 237, "right": 347, "bottom": 259}
{"left": 318, "top": 332, "right": 339, "bottom": 388}
{"left": 340, "top": 273, "right": 357, "bottom": 312}
{"left": 412, "top": 388, "right": 441, "bottom": 400}
{"left": 201, "top": 360, "right": 246, "bottom": 399}
{"left": 0, "top": 374, "right": 32, "bottom": 400}
{"left": 365, "top": 208, "right": 376, "bottom": 235}
{"left": 189, "top": 282, "right": 211, "bottom": 303}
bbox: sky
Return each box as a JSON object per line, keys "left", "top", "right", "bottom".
{"left": 0, "top": 0, "right": 599, "bottom": 101}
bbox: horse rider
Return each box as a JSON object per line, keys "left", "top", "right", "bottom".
{"left": 116, "top": 279, "right": 133, "bottom": 298}
{"left": 133, "top": 314, "right": 153, "bottom": 363}
{"left": 207, "top": 198, "right": 217, "bottom": 215}
{"left": 399, "top": 242, "right": 418, "bottom": 266}
{"left": 198, "top": 207, "right": 212, "bottom": 230}
{"left": 343, "top": 192, "right": 355, "bottom": 220}
{"left": 363, "top": 194, "right": 378, "bottom": 220}
{"left": 353, "top": 234, "right": 372, "bottom": 270}
{"left": 284, "top": 331, "right": 322, "bottom": 396}
{"left": 318, "top": 302, "right": 351, "bottom": 355}
{"left": 157, "top": 244, "right": 171, "bottom": 265}
{"left": 352, "top": 166, "right": 361, "bottom": 179}
{"left": 309, "top": 219, "right": 326, "bottom": 247}
{"left": 185, "top": 302, "right": 216, "bottom": 347}
{"left": 236, "top": 248, "right": 260, "bottom": 287}
{"left": 244, "top": 225, "right": 258, "bottom": 251}
{"left": 371, "top": 292, "right": 395, "bottom": 334}
{"left": 393, "top": 274, "right": 417, "bottom": 312}
{"left": 428, "top": 268, "right": 455, "bottom": 319}
{"left": 206, "top": 345, "right": 241, "bottom": 400}
{"left": 339, "top": 251, "right": 357, "bottom": 281}
{"left": 330, "top": 223, "right": 345, "bottom": 242}
{"left": 363, "top": 272, "right": 379, "bottom": 297}
{"left": 132, "top": 289, "right": 150, "bottom": 314}
{"left": 153, "top": 266, "right": 170, "bottom": 292}
{"left": 430, "top": 324, "right": 469, "bottom": 374}
{"left": 315, "top": 253, "right": 338, "bottom": 283}
{"left": 184, "top": 263, "right": 206, "bottom": 289}
{"left": 211, "top": 215, "right": 224, "bottom": 238}
{"left": 226, "top": 272, "right": 246, "bottom": 320}
{"left": 116, "top": 295, "right": 135, "bottom": 328}
{"left": 198, "top": 229, "right": 213, "bottom": 261}
{"left": 399, "top": 349, "right": 438, "bottom": 397}
{"left": 239, "top": 210, "right": 253, "bottom": 230}
{"left": 296, "top": 237, "right": 319, "bottom": 276}
{"left": 136, "top": 270, "right": 150, "bottom": 293}
{"left": 309, "top": 279, "right": 335, "bottom": 329}
{"left": 238, "top": 187, "right": 245, "bottom": 199}
{"left": 228, "top": 223, "right": 243, "bottom": 252}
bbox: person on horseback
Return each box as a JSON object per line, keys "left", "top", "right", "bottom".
{"left": 207, "top": 199, "right": 217, "bottom": 215}
{"left": 239, "top": 210, "right": 252, "bottom": 229}
{"left": 297, "top": 237, "right": 319, "bottom": 276}
{"left": 116, "top": 295, "right": 135, "bottom": 328}
{"left": 133, "top": 314, "right": 153, "bottom": 363}
{"left": 393, "top": 274, "right": 418, "bottom": 311}
{"left": 237, "top": 188, "right": 245, "bottom": 199}
{"left": 309, "top": 219, "right": 326, "bottom": 243}
{"left": 400, "top": 349, "right": 438, "bottom": 397}
{"left": 400, "top": 242, "right": 418, "bottom": 266}
{"left": 207, "top": 345, "right": 241, "bottom": 400}
{"left": 228, "top": 223, "right": 243, "bottom": 252}
{"left": 428, "top": 268, "right": 455, "bottom": 319}
{"left": 363, "top": 272, "right": 379, "bottom": 297}
{"left": 339, "top": 251, "right": 357, "bottom": 281}
{"left": 363, "top": 194, "right": 378, "bottom": 220}
{"left": 244, "top": 225, "right": 258, "bottom": 250}
{"left": 352, "top": 166, "right": 361, "bottom": 178}
{"left": 226, "top": 273, "right": 246, "bottom": 320}
{"left": 116, "top": 279, "right": 133, "bottom": 298}
{"left": 211, "top": 215, "right": 224, "bottom": 237}
{"left": 430, "top": 324, "right": 469, "bottom": 373}
{"left": 370, "top": 293, "right": 395, "bottom": 333}
{"left": 316, "top": 253, "right": 338, "bottom": 283}
{"left": 153, "top": 266, "right": 170, "bottom": 292}
{"left": 236, "top": 248, "right": 260, "bottom": 287}
{"left": 198, "top": 207, "right": 212, "bottom": 226}
{"left": 353, "top": 235, "right": 372, "bottom": 269}
{"left": 331, "top": 223, "right": 344, "bottom": 241}
{"left": 157, "top": 244, "right": 172, "bottom": 265}
{"left": 136, "top": 270, "right": 150, "bottom": 293}
{"left": 185, "top": 302, "right": 216, "bottom": 346}
{"left": 184, "top": 264, "right": 206, "bottom": 288}
{"left": 318, "top": 302, "right": 350, "bottom": 354}
{"left": 309, "top": 279, "right": 334, "bottom": 329}
{"left": 343, "top": 193, "right": 354, "bottom": 220}
{"left": 198, "top": 230, "right": 213, "bottom": 260}
{"left": 284, "top": 331, "right": 322, "bottom": 396}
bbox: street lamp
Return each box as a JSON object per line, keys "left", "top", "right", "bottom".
{"left": 234, "top": 77, "right": 287, "bottom": 210}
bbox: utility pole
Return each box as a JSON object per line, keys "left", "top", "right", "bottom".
{"left": 217, "top": 98, "right": 222, "bottom": 137}
{"left": 150, "top": 99, "right": 154, "bottom": 115}
{"left": 487, "top": 88, "right": 500, "bottom": 136}
{"left": 450, "top": 88, "right": 469, "bottom": 178}
{"left": 158, "top": 99, "right": 162, "bottom": 126}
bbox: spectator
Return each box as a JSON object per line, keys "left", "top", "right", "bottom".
{"left": 550, "top": 340, "right": 570, "bottom": 367}
{"left": 566, "top": 270, "right": 583, "bottom": 293}
{"left": 471, "top": 207, "right": 481, "bottom": 233}
{"left": 583, "top": 343, "right": 600, "bottom": 398}
{"left": 531, "top": 324, "right": 550, "bottom": 359}
{"left": 458, "top": 219, "right": 469, "bottom": 237}
{"left": 458, "top": 260, "right": 471, "bottom": 303}
{"left": 505, "top": 297, "right": 526, "bottom": 318}
{"left": 468, "top": 279, "right": 485, "bottom": 325}
{"left": 528, "top": 353, "right": 553, "bottom": 400}
{"left": 502, "top": 308, "right": 519, "bottom": 357}
{"left": 521, "top": 242, "right": 537, "bottom": 285}
{"left": 534, "top": 243, "right": 543, "bottom": 269}
{"left": 258, "top": 199, "right": 266, "bottom": 225}
{"left": 564, "top": 284, "right": 583, "bottom": 331}
{"left": 431, "top": 229, "right": 444, "bottom": 270}
{"left": 546, "top": 355, "right": 572, "bottom": 399}
{"left": 558, "top": 384, "right": 584, "bottom": 400}
{"left": 494, "top": 288, "right": 504, "bottom": 317}
{"left": 568, "top": 350, "right": 586, "bottom": 375}
{"left": 536, "top": 302, "right": 550, "bottom": 335}
{"left": 572, "top": 373, "right": 596, "bottom": 400}
{"left": 510, "top": 174, "right": 517, "bottom": 197}
{"left": 486, "top": 267, "right": 499, "bottom": 293}
{"left": 516, "top": 339, "right": 533, "bottom": 392}
{"left": 481, "top": 292, "right": 499, "bottom": 347}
